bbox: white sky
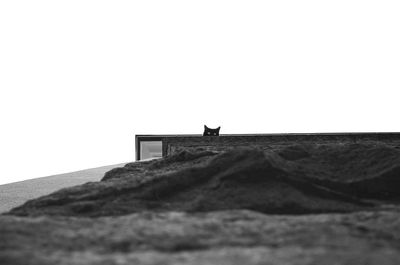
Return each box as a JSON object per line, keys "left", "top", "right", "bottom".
{"left": 0, "top": 1, "right": 399, "bottom": 185}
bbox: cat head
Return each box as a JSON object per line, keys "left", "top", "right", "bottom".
{"left": 203, "top": 125, "right": 221, "bottom": 136}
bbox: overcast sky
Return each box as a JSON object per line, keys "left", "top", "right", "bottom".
{"left": 0, "top": 1, "right": 399, "bottom": 185}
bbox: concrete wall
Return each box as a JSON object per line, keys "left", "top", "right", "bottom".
{"left": 162, "top": 133, "right": 400, "bottom": 156}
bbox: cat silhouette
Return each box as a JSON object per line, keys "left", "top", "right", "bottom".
{"left": 203, "top": 125, "right": 220, "bottom": 136}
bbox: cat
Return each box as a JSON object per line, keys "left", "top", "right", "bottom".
{"left": 203, "top": 125, "right": 221, "bottom": 136}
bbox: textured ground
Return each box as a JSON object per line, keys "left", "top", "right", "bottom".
{"left": 1, "top": 142, "right": 400, "bottom": 264}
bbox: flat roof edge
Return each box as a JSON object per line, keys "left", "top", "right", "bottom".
{"left": 136, "top": 132, "right": 400, "bottom": 138}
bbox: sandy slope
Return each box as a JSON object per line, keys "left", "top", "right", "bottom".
{"left": 0, "top": 163, "right": 127, "bottom": 213}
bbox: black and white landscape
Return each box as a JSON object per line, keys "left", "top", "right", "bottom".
{"left": 2, "top": 141, "right": 400, "bottom": 264}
